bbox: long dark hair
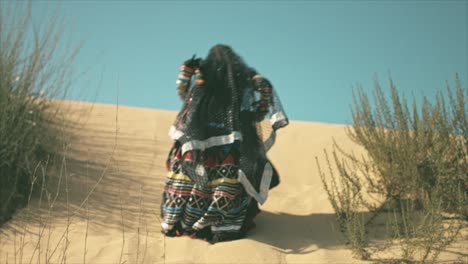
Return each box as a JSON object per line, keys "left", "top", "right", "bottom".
{"left": 198, "top": 44, "right": 256, "bottom": 118}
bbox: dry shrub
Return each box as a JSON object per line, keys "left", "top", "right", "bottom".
{"left": 318, "top": 74, "right": 467, "bottom": 263}
{"left": 0, "top": 2, "right": 79, "bottom": 224}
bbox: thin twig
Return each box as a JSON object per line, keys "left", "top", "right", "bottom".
{"left": 118, "top": 188, "right": 125, "bottom": 264}
{"left": 28, "top": 159, "right": 49, "bottom": 264}
{"left": 83, "top": 151, "right": 90, "bottom": 264}
{"left": 152, "top": 209, "right": 165, "bottom": 264}
{"left": 136, "top": 185, "right": 143, "bottom": 264}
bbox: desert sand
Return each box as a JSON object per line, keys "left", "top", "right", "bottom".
{"left": 0, "top": 101, "right": 465, "bottom": 264}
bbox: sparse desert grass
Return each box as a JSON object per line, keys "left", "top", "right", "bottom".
{"left": 0, "top": 99, "right": 161, "bottom": 264}
{"left": 1, "top": 3, "right": 158, "bottom": 263}
{"left": 0, "top": 2, "right": 80, "bottom": 223}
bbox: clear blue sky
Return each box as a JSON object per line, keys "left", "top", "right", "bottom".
{"left": 31, "top": 0, "right": 467, "bottom": 124}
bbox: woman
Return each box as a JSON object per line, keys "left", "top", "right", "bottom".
{"left": 160, "top": 44, "right": 288, "bottom": 243}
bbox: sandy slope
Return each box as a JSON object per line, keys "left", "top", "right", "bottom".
{"left": 0, "top": 101, "right": 465, "bottom": 264}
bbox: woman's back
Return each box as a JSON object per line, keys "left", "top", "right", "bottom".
{"left": 161, "top": 44, "right": 288, "bottom": 243}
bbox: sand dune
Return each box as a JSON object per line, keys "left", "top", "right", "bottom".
{"left": 0, "top": 101, "right": 465, "bottom": 264}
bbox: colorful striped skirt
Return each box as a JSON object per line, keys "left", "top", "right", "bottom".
{"left": 160, "top": 141, "right": 259, "bottom": 243}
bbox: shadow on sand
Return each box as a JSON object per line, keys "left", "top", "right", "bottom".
{"left": 1, "top": 105, "right": 169, "bottom": 237}
{"left": 249, "top": 211, "right": 344, "bottom": 254}
{"left": 249, "top": 210, "right": 467, "bottom": 262}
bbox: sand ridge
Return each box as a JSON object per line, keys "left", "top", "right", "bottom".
{"left": 1, "top": 101, "right": 464, "bottom": 263}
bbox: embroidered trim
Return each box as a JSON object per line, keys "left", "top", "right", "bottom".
{"left": 161, "top": 222, "right": 174, "bottom": 231}
{"left": 252, "top": 74, "right": 263, "bottom": 80}
{"left": 270, "top": 111, "right": 287, "bottom": 126}
{"left": 169, "top": 126, "right": 243, "bottom": 153}
{"left": 167, "top": 172, "right": 192, "bottom": 181}
{"left": 211, "top": 225, "right": 242, "bottom": 232}
{"left": 193, "top": 221, "right": 208, "bottom": 230}
{"left": 238, "top": 162, "right": 272, "bottom": 204}
{"left": 169, "top": 126, "right": 184, "bottom": 140}
{"left": 264, "top": 130, "right": 276, "bottom": 152}
{"left": 167, "top": 170, "right": 240, "bottom": 186}
{"left": 208, "top": 178, "right": 240, "bottom": 186}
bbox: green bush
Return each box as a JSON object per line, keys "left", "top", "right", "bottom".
{"left": 318, "top": 75, "right": 467, "bottom": 262}
{"left": 347, "top": 74, "right": 467, "bottom": 218}
{"left": 0, "top": 3, "right": 77, "bottom": 223}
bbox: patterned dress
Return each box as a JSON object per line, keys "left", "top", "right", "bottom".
{"left": 160, "top": 62, "right": 287, "bottom": 242}
{"left": 162, "top": 141, "right": 256, "bottom": 241}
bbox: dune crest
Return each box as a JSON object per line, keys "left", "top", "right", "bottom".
{"left": 2, "top": 101, "right": 464, "bottom": 263}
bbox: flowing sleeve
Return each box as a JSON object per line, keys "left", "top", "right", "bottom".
{"left": 175, "top": 64, "right": 195, "bottom": 100}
